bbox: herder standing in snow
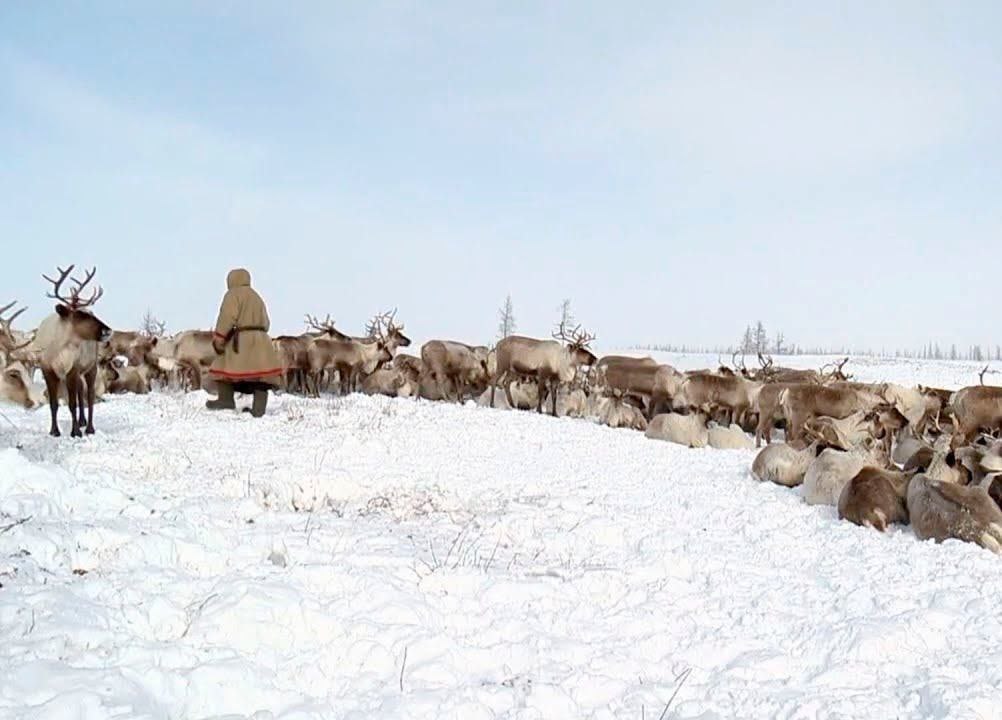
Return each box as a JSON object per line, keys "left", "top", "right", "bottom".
{"left": 206, "top": 268, "right": 282, "bottom": 417}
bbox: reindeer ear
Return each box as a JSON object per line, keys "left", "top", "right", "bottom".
{"left": 150, "top": 337, "right": 158, "bottom": 347}
{"left": 55, "top": 304, "right": 70, "bottom": 317}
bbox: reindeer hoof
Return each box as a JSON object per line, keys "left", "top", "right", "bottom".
{"left": 71, "top": 428, "right": 82, "bottom": 438}
{"left": 50, "top": 429, "right": 61, "bottom": 438}
{"left": 85, "top": 427, "right": 95, "bottom": 435}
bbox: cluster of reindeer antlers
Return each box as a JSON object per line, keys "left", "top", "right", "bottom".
{"left": 552, "top": 319, "right": 596, "bottom": 349}
{"left": 42, "top": 265, "right": 103, "bottom": 309}
{"left": 366, "top": 309, "right": 404, "bottom": 340}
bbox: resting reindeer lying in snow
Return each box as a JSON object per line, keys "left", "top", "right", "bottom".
{"left": 751, "top": 441, "right": 822, "bottom": 487}
{"left": 594, "top": 394, "right": 648, "bottom": 431}
{"left": 707, "top": 422, "right": 754, "bottom": 450}
{"left": 0, "top": 356, "right": 42, "bottom": 409}
{"left": 802, "top": 443, "right": 888, "bottom": 507}
{"left": 908, "top": 472, "right": 1002, "bottom": 554}
{"left": 838, "top": 466, "right": 913, "bottom": 532}
{"left": 646, "top": 412, "right": 709, "bottom": 448}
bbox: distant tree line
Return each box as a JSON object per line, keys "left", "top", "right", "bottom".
{"left": 635, "top": 319, "right": 1002, "bottom": 361}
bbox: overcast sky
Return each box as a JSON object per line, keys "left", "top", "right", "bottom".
{"left": 2, "top": 2, "right": 1000, "bottom": 351}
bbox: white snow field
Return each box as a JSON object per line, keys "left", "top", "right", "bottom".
{"left": 2, "top": 354, "right": 1002, "bottom": 719}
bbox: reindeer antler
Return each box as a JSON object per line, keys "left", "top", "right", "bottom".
{"left": 43, "top": 265, "right": 76, "bottom": 304}
{"left": 980, "top": 365, "right": 990, "bottom": 386}
{"left": 570, "top": 325, "right": 595, "bottom": 349}
{"left": 305, "top": 313, "right": 337, "bottom": 333}
{"left": 43, "top": 265, "right": 103, "bottom": 309}
{"left": 0, "top": 301, "right": 27, "bottom": 330}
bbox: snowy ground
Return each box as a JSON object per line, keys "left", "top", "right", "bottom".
{"left": 2, "top": 356, "right": 1002, "bottom": 719}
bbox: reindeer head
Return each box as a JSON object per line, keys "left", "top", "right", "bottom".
{"left": 43, "top": 265, "right": 111, "bottom": 343}
{"left": 1, "top": 349, "right": 40, "bottom": 409}
{"left": 553, "top": 321, "right": 597, "bottom": 367}
{"left": 367, "top": 309, "right": 411, "bottom": 351}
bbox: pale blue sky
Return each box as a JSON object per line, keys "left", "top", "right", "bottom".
{"left": 2, "top": 2, "right": 1000, "bottom": 350}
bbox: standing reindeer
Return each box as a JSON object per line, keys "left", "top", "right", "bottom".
{"left": 490, "top": 322, "right": 596, "bottom": 415}
{"left": 33, "top": 266, "right": 111, "bottom": 437}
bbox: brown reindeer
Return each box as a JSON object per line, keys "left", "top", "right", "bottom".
{"left": 34, "top": 266, "right": 111, "bottom": 437}
{"left": 593, "top": 356, "right": 665, "bottom": 417}
{"left": 102, "top": 330, "right": 159, "bottom": 367}
{"left": 908, "top": 472, "right": 1002, "bottom": 554}
{"left": 490, "top": 324, "right": 596, "bottom": 415}
{"left": 672, "top": 372, "right": 762, "bottom": 428}
{"left": 838, "top": 466, "right": 912, "bottom": 532}
{"left": 947, "top": 385, "right": 1002, "bottom": 447}
{"left": 421, "top": 340, "right": 491, "bottom": 403}
{"left": 780, "top": 383, "right": 886, "bottom": 447}
{"left": 273, "top": 314, "right": 349, "bottom": 393}
{"left": 103, "top": 358, "right": 151, "bottom": 395}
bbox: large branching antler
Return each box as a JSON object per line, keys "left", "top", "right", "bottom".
{"left": 43, "top": 265, "right": 103, "bottom": 309}
{"left": 305, "top": 313, "right": 337, "bottom": 333}
{"left": 552, "top": 320, "right": 594, "bottom": 349}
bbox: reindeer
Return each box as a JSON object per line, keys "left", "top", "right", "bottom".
{"left": 838, "top": 466, "right": 912, "bottom": 532}
{"left": 274, "top": 314, "right": 349, "bottom": 393}
{"left": 752, "top": 441, "right": 822, "bottom": 487}
{"left": 780, "top": 383, "right": 885, "bottom": 447}
{"left": 908, "top": 470, "right": 1002, "bottom": 554}
{"left": 593, "top": 356, "right": 665, "bottom": 417}
{"left": 102, "top": 330, "right": 159, "bottom": 367}
{"left": 103, "top": 358, "right": 151, "bottom": 395}
{"left": 421, "top": 340, "right": 492, "bottom": 403}
{"left": 947, "top": 385, "right": 1002, "bottom": 447}
{"left": 33, "top": 266, "right": 111, "bottom": 437}
{"left": 754, "top": 382, "right": 798, "bottom": 447}
{"left": 306, "top": 312, "right": 397, "bottom": 395}
{"left": 802, "top": 443, "right": 888, "bottom": 507}
{"left": 1, "top": 346, "right": 42, "bottom": 409}
{"left": 490, "top": 323, "right": 596, "bottom": 415}
{"left": 169, "top": 330, "right": 218, "bottom": 391}
{"left": 672, "top": 372, "right": 762, "bottom": 428}
{"left": 646, "top": 412, "right": 709, "bottom": 447}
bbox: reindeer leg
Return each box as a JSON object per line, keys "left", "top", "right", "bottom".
{"left": 551, "top": 379, "right": 559, "bottom": 416}
{"left": 85, "top": 367, "right": 97, "bottom": 434}
{"left": 43, "top": 369, "right": 61, "bottom": 437}
{"left": 67, "top": 370, "right": 81, "bottom": 438}
{"left": 77, "top": 374, "right": 87, "bottom": 428}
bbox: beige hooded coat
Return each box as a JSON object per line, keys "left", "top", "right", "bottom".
{"left": 209, "top": 269, "right": 282, "bottom": 386}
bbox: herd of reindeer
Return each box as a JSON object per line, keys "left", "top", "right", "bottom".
{"left": 4, "top": 266, "right": 1002, "bottom": 556}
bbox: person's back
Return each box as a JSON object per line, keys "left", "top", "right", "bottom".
{"left": 205, "top": 268, "right": 282, "bottom": 417}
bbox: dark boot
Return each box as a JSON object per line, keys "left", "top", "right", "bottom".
{"left": 205, "top": 382, "right": 236, "bottom": 410}
{"left": 250, "top": 389, "right": 268, "bottom": 418}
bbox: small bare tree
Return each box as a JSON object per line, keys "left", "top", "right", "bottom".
{"left": 556, "top": 298, "right": 574, "bottom": 333}
{"left": 141, "top": 309, "right": 167, "bottom": 337}
{"left": 498, "top": 294, "right": 517, "bottom": 339}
